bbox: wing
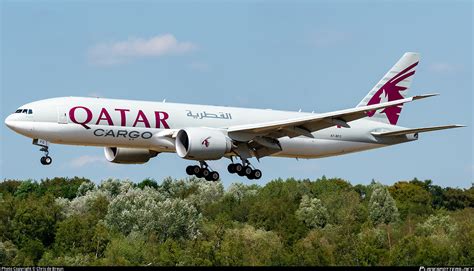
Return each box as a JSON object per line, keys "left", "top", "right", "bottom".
{"left": 228, "top": 94, "right": 438, "bottom": 139}
{"left": 371, "top": 124, "right": 465, "bottom": 137}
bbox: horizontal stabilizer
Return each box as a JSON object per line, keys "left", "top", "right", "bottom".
{"left": 372, "top": 124, "right": 465, "bottom": 137}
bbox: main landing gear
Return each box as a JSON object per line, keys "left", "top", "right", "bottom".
{"left": 185, "top": 158, "right": 262, "bottom": 182}
{"left": 186, "top": 161, "right": 220, "bottom": 182}
{"left": 227, "top": 159, "right": 262, "bottom": 180}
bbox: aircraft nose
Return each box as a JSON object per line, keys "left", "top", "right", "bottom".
{"left": 4, "top": 114, "right": 15, "bottom": 130}
{"left": 4, "top": 114, "right": 33, "bottom": 135}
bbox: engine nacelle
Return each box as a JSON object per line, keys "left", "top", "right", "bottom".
{"left": 104, "top": 147, "right": 158, "bottom": 164}
{"left": 175, "top": 128, "right": 232, "bottom": 160}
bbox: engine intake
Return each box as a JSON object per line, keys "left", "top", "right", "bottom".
{"left": 175, "top": 128, "right": 232, "bottom": 160}
{"left": 104, "top": 147, "right": 158, "bottom": 164}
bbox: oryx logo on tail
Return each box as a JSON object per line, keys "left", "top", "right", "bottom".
{"left": 357, "top": 52, "right": 420, "bottom": 125}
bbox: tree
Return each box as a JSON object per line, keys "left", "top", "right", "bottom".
{"left": 137, "top": 178, "right": 158, "bottom": 190}
{"left": 295, "top": 195, "right": 329, "bottom": 228}
{"left": 104, "top": 187, "right": 165, "bottom": 235}
{"left": 369, "top": 183, "right": 399, "bottom": 251}
{"left": 216, "top": 225, "right": 283, "bottom": 266}
{"left": 14, "top": 180, "right": 39, "bottom": 198}
{"left": 0, "top": 180, "right": 22, "bottom": 195}
{"left": 355, "top": 226, "right": 390, "bottom": 266}
{"left": 186, "top": 179, "right": 224, "bottom": 211}
{"left": 99, "top": 233, "right": 146, "bottom": 266}
{"left": 76, "top": 181, "right": 96, "bottom": 197}
{"left": 442, "top": 188, "right": 470, "bottom": 210}
{"left": 104, "top": 187, "right": 201, "bottom": 241}
{"left": 0, "top": 240, "right": 18, "bottom": 266}
{"left": 417, "top": 214, "right": 457, "bottom": 236}
{"left": 38, "top": 177, "right": 89, "bottom": 199}
{"left": 291, "top": 229, "right": 335, "bottom": 265}
{"left": 12, "top": 194, "right": 62, "bottom": 247}
{"left": 248, "top": 179, "right": 308, "bottom": 244}
{"left": 389, "top": 181, "right": 432, "bottom": 219}
{"left": 369, "top": 183, "right": 399, "bottom": 225}
{"left": 57, "top": 189, "right": 111, "bottom": 218}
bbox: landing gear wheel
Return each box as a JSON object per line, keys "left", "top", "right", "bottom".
{"left": 186, "top": 165, "right": 194, "bottom": 175}
{"left": 227, "top": 164, "right": 236, "bottom": 174}
{"left": 243, "top": 166, "right": 253, "bottom": 176}
{"left": 210, "top": 171, "right": 220, "bottom": 181}
{"left": 235, "top": 163, "right": 245, "bottom": 176}
{"left": 192, "top": 166, "right": 203, "bottom": 178}
{"left": 201, "top": 168, "right": 210, "bottom": 179}
{"left": 44, "top": 156, "right": 52, "bottom": 165}
{"left": 251, "top": 169, "right": 262, "bottom": 180}
{"left": 40, "top": 156, "right": 52, "bottom": 165}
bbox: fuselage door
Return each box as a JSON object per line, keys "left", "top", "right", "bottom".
{"left": 57, "top": 106, "right": 68, "bottom": 124}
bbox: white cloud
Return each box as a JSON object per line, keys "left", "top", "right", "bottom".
{"left": 69, "top": 155, "right": 107, "bottom": 168}
{"left": 88, "top": 34, "right": 197, "bottom": 65}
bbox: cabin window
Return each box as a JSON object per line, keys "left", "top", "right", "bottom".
{"left": 28, "top": 109, "right": 33, "bottom": 114}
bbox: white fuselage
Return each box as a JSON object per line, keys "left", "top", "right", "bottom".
{"left": 4, "top": 97, "right": 414, "bottom": 159}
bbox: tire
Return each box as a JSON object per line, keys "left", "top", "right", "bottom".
{"left": 186, "top": 166, "right": 194, "bottom": 175}
{"left": 252, "top": 169, "right": 262, "bottom": 180}
{"left": 227, "top": 164, "right": 236, "bottom": 174}
{"left": 210, "top": 171, "right": 220, "bottom": 181}
{"left": 235, "top": 164, "right": 245, "bottom": 176}
{"left": 243, "top": 166, "right": 253, "bottom": 176}
{"left": 40, "top": 156, "right": 46, "bottom": 165}
{"left": 192, "top": 166, "right": 202, "bottom": 177}
{"left": 202, "top": 168, "right": 210, "bottom": 178}
{"left": 44, "top": 156, "right": 52, "bottom": 165}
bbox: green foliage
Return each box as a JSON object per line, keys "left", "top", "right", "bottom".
{"left": 14, "top": 180, "right": 39, "bottom": 198}
{"left": 104, "top": 187, "right": 201, "bottom": 241}
{"left": 295, "top": 195, "right": 329, "bottom": 228}
{"left": 389, "top": 181, "right": 432, "bottom": 219}
{"left": 291, "top": 229, "right": 335, "bottom": 265}
{"left": 0, "top": 176, "right": 471, "bottom": 266}
{"left": 12, "top": 194, "right": 62, "bottom": 247}
{"left": 369, "top": 183, "right": 399, "bottom": 225}
{"left": 0, "top": 180, "right": 22, "bottom": 195}
{"left": 216, "top": 224, "right": 283, "bottom": 265}
{"left": 137, "top": 178, "right": 159, "bottom": 190}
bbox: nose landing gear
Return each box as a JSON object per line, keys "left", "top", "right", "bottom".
{"left": 34, "top": 139, "right": 52, "bottom": 165}
{"left": 39, "top": 147, "right": 52, "bottom": 165}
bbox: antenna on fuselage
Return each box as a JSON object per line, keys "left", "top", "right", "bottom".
{"left": 162, "top": 98, "right": 166, "bottom": 103}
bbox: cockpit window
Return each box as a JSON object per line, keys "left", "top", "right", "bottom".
{"left": 14, "top": 109, "right": 33, "bottom": 114}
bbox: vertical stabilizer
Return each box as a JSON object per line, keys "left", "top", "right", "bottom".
{"left": 358, "top": 52, "right": 420, "bottom": 125}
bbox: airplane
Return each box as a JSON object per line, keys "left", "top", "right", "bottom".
{"left": 4, "top": 52, "right": 464, "bottom": 181}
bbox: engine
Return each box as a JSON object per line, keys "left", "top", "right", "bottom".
{"left": 175, "top": 128, "right": 232, "bottom": 160}
{"left": 104, "top": 147, "right": 158, "bottom": 164}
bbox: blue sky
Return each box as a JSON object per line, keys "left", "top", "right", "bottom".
{"left": 1, "top": 1, "right": 472, "bottom": 188}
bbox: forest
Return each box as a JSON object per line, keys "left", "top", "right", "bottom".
{"left": 0, "top": 175, "right": 472, "bottom": 266}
